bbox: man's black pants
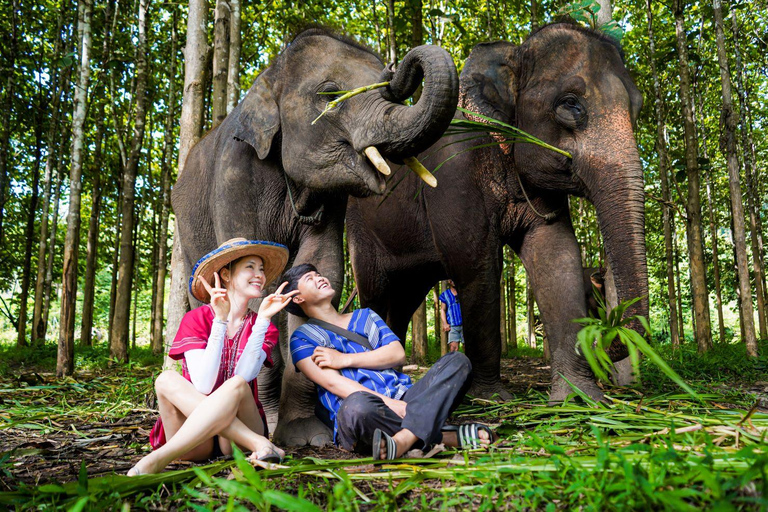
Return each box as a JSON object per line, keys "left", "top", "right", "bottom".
{"left": 336, "top": 351, "right": 473, "bottom": 454}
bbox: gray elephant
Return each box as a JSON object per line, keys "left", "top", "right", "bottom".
{"left": 172, "top": 29, "right": 459, "bottom": 445}
{"left": 346, "top": 22, "right": 646, "bottom": 402}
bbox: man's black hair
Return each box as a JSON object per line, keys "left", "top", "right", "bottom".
{"left": 280, "top": 263, "right": 318, "bottom": 318}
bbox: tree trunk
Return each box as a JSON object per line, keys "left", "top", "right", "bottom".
{"left": 386, "top": 0, "right": 397, "bottom": 64}
{"left": 80, "top": 105, "right": 106, "bottom": 346}
{"left": 712, "top": 0, "right": 756, "bottom": 355}
{"left": 432, "top": 284, "right": 440, "bottom": 349}
{"left": 700, "top": 135, "right": 726, "bottom": 344}
{"left": 508, "top": 255, "right": 517, "bottom": 350}
{"left": 109, "top": 176, "right": 122, "bottom": 336}
{"left": 673, "top": 0, "right": 712, "bottom": 353}
{"left": 526, "top": 274, "right": 536, "bottom": 348}
{"left": 731, "top": 11, "right": 767, "bottom": 339}
{"left": 675, "top": 236, "right": 685, "bottom": 342}
{"left": 110, "top": 0, "right": 150, "bottom": 363}
{"left": 16, "top": 93, "right": 44, "bottom": 347}
{"left": 596, "top": 0, "right": 612, "bottom": 27}
{"left": 58, "top": 0, "right": 94, "bottom": 377}
{"left": 646, "top": 0, "right": 680, "bottom": 348}
{"left": 0, "top": 0, "right": 18, "bottom": 245}
{"left": 226, "top": 0, "right": 240, "bottom": 114}
{"left": 530, "top": 0, "right": 539, "bottom": 30}
{"left": 42, "top": 158, "right": 67, "bottom": 342}
{"left": 411, "top": 300, "right": 428, "bottom": 364}
{"left": 32, "top": 0, "right": 72, "bottom": 345}
{"left": 164, "top": 0, "right": 210, "bottom": 366}
{"left": 152, "top": 8, "right": 178, "bottom": 355}
{"left": 500, "top": 273, "right": 507, "bottom": 356}
{"left": 211, "top": 0, "right": 229, "bottom": 127}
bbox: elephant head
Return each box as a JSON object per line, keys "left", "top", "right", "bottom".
{"left": 227, "top": 29, "right": 459, "bottom": 198}
{"left": 461, "top": 23, "right": 647, "bottom": 358}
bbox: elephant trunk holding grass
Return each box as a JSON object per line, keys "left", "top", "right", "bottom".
{"left": 346, "top": 22, "right": 647, "bottom": 402}
{"left": 172, "top": 29, "right": 459, "bottom": 445}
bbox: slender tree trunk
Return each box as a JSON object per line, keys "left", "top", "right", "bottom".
{"left": 712, "top": 0, "right": 756, "bottom": 354}
{"left": 673, "top": 0, "right": 712, "bottom": 352}
{"left": 42, "top": 158, "right": 67, "bottom": 341}
{"left": 152, "top": 8, "right": 178, "bottom": 354}
{"left": 731, "top": 12, "right": 767, "bottom": 339}
{"left": 131, "top": 208, "right": 141, "bottom": 349}
{"left": 596, "top": 0, "right": 612, "bottom": 26}
{"left": 226, "top": 0, "right": 240, "bottom": 114}
{"left": 526, "top": 274, "right": 536, "bottom": 348}
{"left": 675, "top": 236, "right": 685, "bottom": 342}
{"left": 165, "top": 0, "right": 210, "bottom": 366}
{"left": 110, "top": 0, "right": 150, "bottom": 362}
{"left": 32, "top": 0, "right": 72, "bottom": 345}
{"left": 16, "top": 93, "right": 44, "bottom": 347}
{"left": 530, "top": 0, "right": 539, "bottom": 30}
{"left": 646, "top": 1, "right": 680, "bottom": 348}
{"left": 80, "top": 105, "right": 106, "bottom": 346}
{"left": 500, "top": 273, "right": 507, "bottom": 356}
{"left": 432, "top": 283, "right": 440, "bottom": 348}
{"left": 0, "top": 0, "right": 18, "bottom": 245}
{"left": 211, "top": 0, "right": 229, "bottom": 127}
{"left": 386, "top": 0, "right": 397, "bottom": 64}
{"left": 109, "top": 176, "right": 122, "bottom": 335}
{"left": 412, "top": 300, "right": 428, "bottom": 364}
{"left": 508, "top": 256, "right": 517, "bottom": 350}
{"left": 700, "top": 132, "right": 726, "bottom": 344}
{"left": 58, "top": 0, "right": 94, "bottom": 377}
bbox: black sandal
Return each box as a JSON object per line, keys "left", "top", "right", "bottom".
{"left": 443, "top": 423, "right": 495, "bottom": 449}
{"left": 373, "top": 428, "right": 398, "bottom": 460}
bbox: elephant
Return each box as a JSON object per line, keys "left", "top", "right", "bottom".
{"left": 346, "top": 22, "right": 647, "bottom": 402}
{"left": 171, "top": 28, "right": 459, "bottom": 446}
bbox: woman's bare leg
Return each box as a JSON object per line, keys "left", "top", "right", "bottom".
{"left": 129, "top": 374, "right": 282, "bottom": 475}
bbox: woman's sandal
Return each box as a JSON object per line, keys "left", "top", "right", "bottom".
{"left": 443, "top": 423, "right": 496, "bottom": 449}
{"left": 373, "top": 428, "right": 398, "bottom": 460}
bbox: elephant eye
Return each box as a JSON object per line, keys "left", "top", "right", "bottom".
{"left": 317, "top": 82, "right": 343, "bottom": 104}
{"left": 554, "top": 94, "right": 587, "bottom": 129}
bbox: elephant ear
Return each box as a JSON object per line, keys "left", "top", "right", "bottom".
{"left": 230, "top": 73, "right": 280, "bottom": 160}
{"left": 459, "top": 41, "right": 518, "bottom": 125}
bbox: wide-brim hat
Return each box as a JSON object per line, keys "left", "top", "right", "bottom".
{"left": 189, "top": 238, "right": 289, "bottom": 303}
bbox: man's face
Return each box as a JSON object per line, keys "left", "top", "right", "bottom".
{"left": 294, "top": 270, "right": 336, "bottom": 307}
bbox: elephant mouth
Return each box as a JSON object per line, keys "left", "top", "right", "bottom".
{"left": 345, "top": 144, "right": 388, "bottom": 196}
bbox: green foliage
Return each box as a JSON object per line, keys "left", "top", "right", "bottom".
{"left": 574, "top": 296, "right": 698, "bottom": 398}
{"left": 557, "top": 0, "right": 624, "bottom": 41}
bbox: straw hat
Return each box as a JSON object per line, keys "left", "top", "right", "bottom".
{"left": 189, "top": 238, "right": 289, "bottom": 303}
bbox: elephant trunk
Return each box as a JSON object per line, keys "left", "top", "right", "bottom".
{"left": 588, "top": 143, "right": 649, "bottom": 361}
{"left": 362, "top": 45, "right": 459, "bottom": 160}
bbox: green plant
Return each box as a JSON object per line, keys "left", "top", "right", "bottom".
{"left": 573, "top": 295, "right": 698, "bottom": 398}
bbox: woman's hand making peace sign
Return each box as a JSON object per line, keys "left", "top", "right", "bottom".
{"left": 258, "top": 282, "right": 299, "bottom": 320}
{"left": 199, "top": 272, "right": 230, "bottom": 321}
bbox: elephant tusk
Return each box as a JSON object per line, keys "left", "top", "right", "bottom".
{"left": 364, "top": 146, "right": 391, "bottom": 176}
{"left": 404, "top": 156, "right": 437, "bottom": 188}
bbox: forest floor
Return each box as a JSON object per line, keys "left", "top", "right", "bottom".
{"left": 1, "top": 343, "right": 767, "bottom": 510}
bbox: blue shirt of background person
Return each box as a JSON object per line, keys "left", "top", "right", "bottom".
{"left": 290, "top": 308, "right": 412, "bottom": 441}
{"left": 439, "top": 287, "right": 462, "bottom": 327}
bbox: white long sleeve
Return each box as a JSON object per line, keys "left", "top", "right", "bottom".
{"left": 184, "top": 319, "right": 227, "bottom": 394}
{"left": 234, "top": 317, "right": 270, "bottom": 383}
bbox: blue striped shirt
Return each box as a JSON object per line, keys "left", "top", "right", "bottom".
{"left": 290, "top": 308, "right": 412, "bottom": 442}
{"left": 439, "top": 289, "right": 463, "bottom": 326}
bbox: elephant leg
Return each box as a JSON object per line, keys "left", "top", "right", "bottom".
{"left": 272, "top": 224, "right": 345, "bottom": 447}
{"left": 455, "top": 259, "right": 512, "bottom": 401}
{"left": 257, "top": 313, "right": 285, "bottom": 434}
{"left": 517, "top": 220, "right": 602, "bottom": 402}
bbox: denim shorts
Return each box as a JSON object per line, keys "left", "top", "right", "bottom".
{"left": 448, "top": 325, "right": 463, "bottom": 344}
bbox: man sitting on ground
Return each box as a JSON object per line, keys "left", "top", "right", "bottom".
{"left": 281, "top": 263, "right": 495, "bottom": 460}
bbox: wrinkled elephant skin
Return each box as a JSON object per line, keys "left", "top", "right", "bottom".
{"left": 172, "top": 29, "right": 458, "bottom": 445}
{"left": 347, "top": 23, "right": 647, "bottom": 402}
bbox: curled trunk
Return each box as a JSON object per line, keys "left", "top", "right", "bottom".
{"left": 364, "top": 45, "right": 459, "bottom": 160}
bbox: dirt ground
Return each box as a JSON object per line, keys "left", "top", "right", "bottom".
{"left": 0, "top": 356, "right": 550, "bottom": 489}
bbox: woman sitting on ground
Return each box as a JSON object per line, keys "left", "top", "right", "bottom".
{"left": 128, "top": 238, "right": 297, "bottom": 476}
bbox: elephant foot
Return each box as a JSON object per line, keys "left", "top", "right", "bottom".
{"left": 549, "top": 375, "right": 604, "bottom": 404}
{"left": 272, "top": 416, "right": 332, "bottom": 447}
{"left": 468, "top": 381, "right": 512, "bottom": 401}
